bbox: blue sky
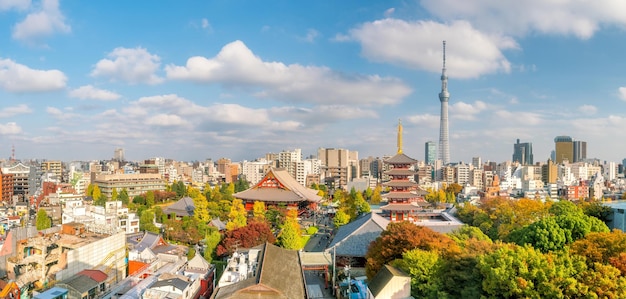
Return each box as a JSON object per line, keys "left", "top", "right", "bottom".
{"left": 1, "top": 0, "right": 626, "bottom": 164}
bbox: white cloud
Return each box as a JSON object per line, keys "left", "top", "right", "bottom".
{"left": 201, "top": 18, "right": 213, "bottom": 33}
{"left": 383, "top": 8, "right": 395, "bottom": 18}
{"left": 619, "top": 87, "right": 626, "bottom": 101}
{"left": 578, "top": 104, "right": 597, "bottom": 114}
{"left": 12, "top": 0, "right": 70, "bottom": 42}
{"left": 144, "top": 114, "right": 189, "bottom": 127}
{"left": 450, "top": 100, "right": 488, "bottom": 120}
{"left": 166, "top": 40, "right": 411, "bottom": 105}
{"left": 0, "top": 122, "right": 22, "bottom": 134}
{"left": 421, "top": 0, "right": 626, "bottom": 39}
{"left": 0, "top": 0, "right": 30, "bottom": 11}
{"left": 69, "top": 85, "right": 121, "bottom": 101}
{"left": 494, "top": 110, "right": 544, "bottom": 126}
{"left": 0, "top": 104, "right": 32, "bottom": 117}
{"left": 91, "top": 47, "right": 163, "bottom": 85}
{"left": 405, "top": 113, "right": 440, "bottom": 128}
{"left": 0, "top": 58, "right": 66, "bottom": 92}
{"left": 300, "top": 29, "right": 319, "bottom": 43}
{"left": 348, "top": 19, "right": 517, "bottom": 78}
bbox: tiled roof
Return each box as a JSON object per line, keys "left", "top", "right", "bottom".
{"left": 77, "top": 269, "right": 107, "bottom": 283}
{"left": 384, "top": 153, "right": 417, "bottom": 164}
{"left": 383, "top": 181, "right": 419, "bottom": 187}
{"left": 326, "top": 213, "right": 390, "bottom": 257}
{"left": 163, "top": 196, "right": 195, "bottom": 217}
{"left": 384, "top": 168, "right": 416, "bottom": 175}
{"left": 234, "top": 168, "right": 321, "bottom": 203}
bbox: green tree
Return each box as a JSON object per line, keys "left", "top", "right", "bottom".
{"left": 145, "top": 190, "right": 155, "bottom": 208}
{"left": 119, "top": 188, "right": 129, "bottom": 205}
{"left": 203, "top": 228, "right": 222, "bottom": 263}
{"left": 139, "top": 210, "right": 158, "bottom": 233}
{"left": 36, "top": 209, "right": 51, "bottom": 230}
{"left": 508, "top": 217, "right": 567, "bottom": 253}
{"left": 226, "top": 199, "right": 247, "bottom": 230}
{"left": 364, "top": 187, "right": 373, "bottom": 201}
{"left": 278, "top": 210, "right": 303, "bottom": 249}
{"left": 393, "top": 249, "right": 440, "bottom": 298}
{"left": 355, "top": 192, "right": 370, "bottom": 214}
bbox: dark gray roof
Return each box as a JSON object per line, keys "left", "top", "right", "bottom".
{"left": 210, "top": 218, "right": 227, "bottom": 230}
{"left": 163, "top": 196, "right": 195, "bottom": 217}
{"left": 368, "top": 265, "right": 410, "bottom": 297}
{"left": 383, "top": 181, "right": 419, "bottom": 188}
{"left": 58, "top": 275, "right": 99, "bottom": 294}
{"left": 326, "top": 213, "right": 389, "bottom": 257}
{"left": 384, "top": 168, "right": 416, "bottom": 176}
{"left": 152, "top": 277, "right": 190, "bottom": 292}
{"left": 234, "top": 168, "right": 321, "bottom": 203}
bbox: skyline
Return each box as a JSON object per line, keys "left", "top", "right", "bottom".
{"left": 1, "top": 1, "right": 626, "bottom": 163}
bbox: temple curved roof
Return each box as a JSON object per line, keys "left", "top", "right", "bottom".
{"left": 384, "top": 153, "right": 417, "bottom": 164}
{"left": 234, "top": 168, "right": 321, "bottom": 203}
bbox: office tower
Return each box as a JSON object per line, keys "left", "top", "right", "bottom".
{"left": 472, "top": 157, "right": 482, "bottom": 169}
{"left": 318, "top": 148, "right": 359, "bottom": 188}
{"left": 114, "top": 147, "right": 124, "bottom": 162}
{"left": 554, "top": 136, "right": 573, "bottom": 164}
{"left": 438, "top": 41, "right": 450, "bottom": 165}
{"left": 425, "top": 141, "right": 437, "bottom": 165}
{"left": 512, "top": 139, "right": 534, "bottom": 165}
{"left": 573, "top": 140, "right": 587, "bottom": 163}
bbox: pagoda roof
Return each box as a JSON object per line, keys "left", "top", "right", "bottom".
{"left": 380, "top": 203, "right": 420, "bottom": 211}
{"left": 382, "top": 192, "right": 420, "bottom": 199}
{"left": 385, "top": 169, "right": 416, "bottom": 176}
{"left": 383, "top": 181, "right": 419, "bottom": 188}
{"left": 384, "top": 153, "right": 417, "bottom": 164}
{"left": 234, "top": 168, "right": 321, "bottom": 203}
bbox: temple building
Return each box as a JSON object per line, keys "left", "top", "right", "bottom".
{"left": 233, "top": 167, "right": 321, "bottom": 213}
{"left": 380, "top": 120, "right": 427, "bottom": 221}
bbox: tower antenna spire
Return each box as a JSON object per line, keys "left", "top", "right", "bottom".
{"left": 438, "top": 40, "right": 450, "bottom": 165}
{"left": 397, "top": 119, "right": 403, "bottom": 154}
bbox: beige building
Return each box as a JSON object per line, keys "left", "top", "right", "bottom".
{"left": 41, "top": 160, "right": 63, "bottom": 181}
{"left": 317, "top": 148, "right": 359, "bottom": 188}
{"left": 92, "top": 173, "right": 166, "bottom": 198}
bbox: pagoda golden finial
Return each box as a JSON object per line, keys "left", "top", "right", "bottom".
{"left": 397, "top": 118, "right": 403, "bottom": 154}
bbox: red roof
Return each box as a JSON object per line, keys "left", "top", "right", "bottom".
{"left": 77, "top": 269, "right": 108, "bottom": 283}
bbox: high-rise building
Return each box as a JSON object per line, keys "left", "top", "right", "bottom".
{"left": 573, "top": 140, "right": 587, "bottom": 163}
{"left": 512, "top": 139, "right": 533, "bottom": 165}
{"left": 554, "top": 136, "right": 574, "bottom": 164}
{"left": 472, "top": 157, "right": 482, "bottom": 169}
{"left": 425, "top": 141, "right": 437, "bottom": 165}
{"left": 317, "top": 148, "right": 359, "bottom": 188}
{"left": 438, "top": 41, "right": 450, "bottom": 165}
{"left": 114, "top": 148, "right": 124, "bottom": 162}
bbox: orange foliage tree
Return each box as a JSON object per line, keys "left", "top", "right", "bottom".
{"left": 365, "top": 221, "right": 459, "bottom": 279}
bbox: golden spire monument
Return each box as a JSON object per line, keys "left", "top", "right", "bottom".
{"left": 397, "top": 118, "right": 403, "bottom": 154}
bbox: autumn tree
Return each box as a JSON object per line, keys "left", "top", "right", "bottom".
{"left": 189, "top": 186, "right": 210, "bottom": 223}
{"left": 570, "top": 230, "right": 626, "bottom": 265}
{"left": 111, "top": 188, "right": 118, "bottom": 202}
{"left": 252, "top": 201, "right": 266, "bottom": 222}
{"left": 365, "top": 221, "right": 459, "bottom": 278}
{"left": 333, "top": 210, "right": 350, "bottom": 227}
{"left": 36, "top": 209, "right": 51, "bottom": 230}
{"left": 278, "top": 210, "right": 303, "bottom": 250}
{"left": 216, "top": 221, "right": 275, "bottom": 257}
{"left": 226, "top": 199, "right": 247, "bottom": 231}
{"left": 370, "top": 185, "right": 383, "bottom": 204}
